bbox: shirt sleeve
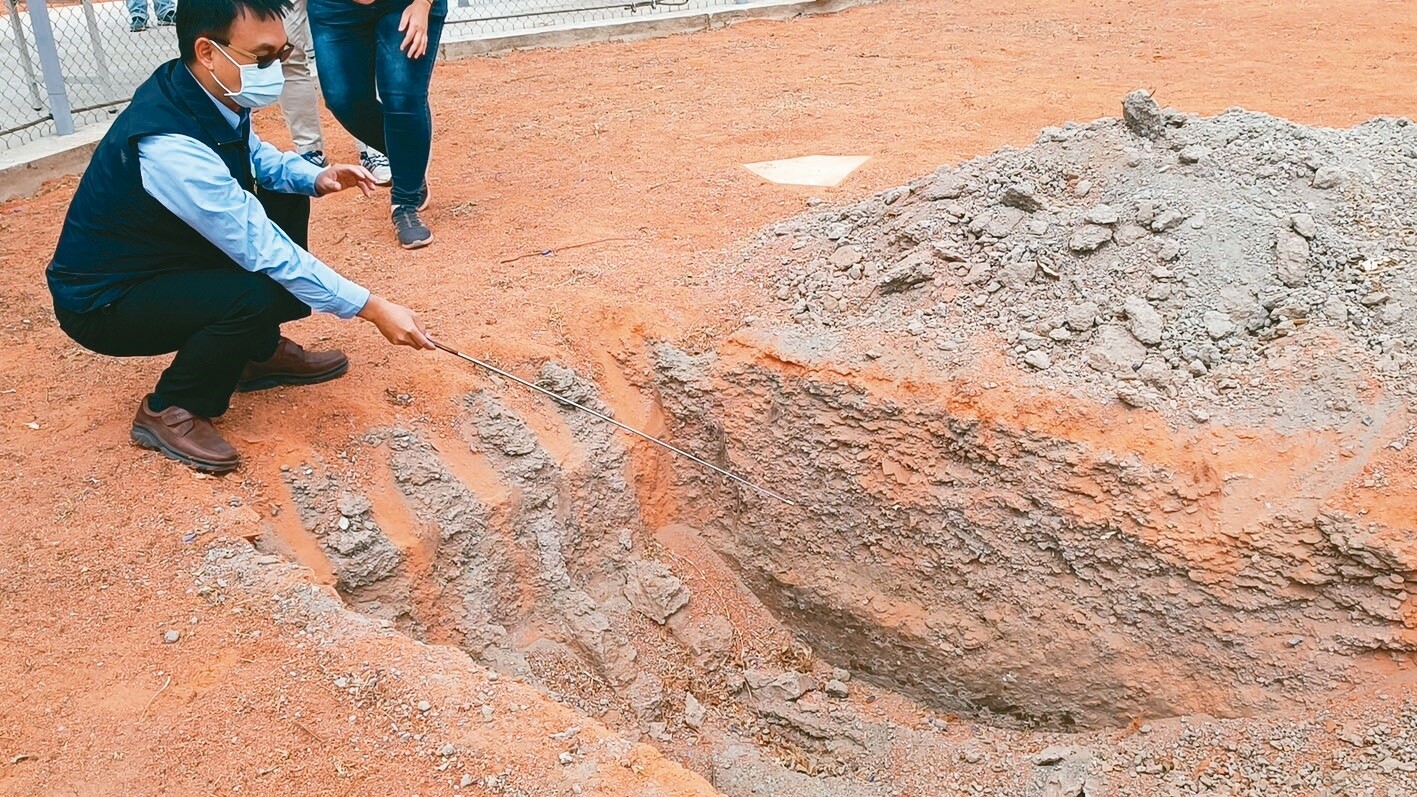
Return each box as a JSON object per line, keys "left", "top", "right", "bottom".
{"left": 248, "top": 126, "right": 324, "bottom": 196}
{"left": 136, "top": 133, "right": 370, "bottom": 319}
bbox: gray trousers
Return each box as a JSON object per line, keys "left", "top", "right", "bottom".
{"left": 279, "top": 0, "right": 369, "bottom": 155}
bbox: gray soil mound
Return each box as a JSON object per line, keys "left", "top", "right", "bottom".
{"left": 750, "top": 91, "right": 1416, "bottom": 426}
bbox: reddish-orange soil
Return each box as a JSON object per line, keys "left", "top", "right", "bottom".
{"left": 2, "top": 0, "right": 1415, "bottom": 793}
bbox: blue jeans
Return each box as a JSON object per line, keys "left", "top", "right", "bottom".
{"left": 127, "top": 0, "right": 175, "bottom": 24}
{"left": 307, "top": 0, "right": 445, "bottom": 209}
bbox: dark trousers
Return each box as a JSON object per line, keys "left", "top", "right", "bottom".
{"left": 54, "top": 191, "right": 313, "bottom": 418}
{"left": 307, "top": 0, "right": 445, "bottom": 209}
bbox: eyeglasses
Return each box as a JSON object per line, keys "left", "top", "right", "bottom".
{"left": 209, "top": 38, "right": 295, "bottom": 69}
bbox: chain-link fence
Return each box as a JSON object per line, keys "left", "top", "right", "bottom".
{"left": 2, "top": 0, "right": 174, "bottom": 149}
{"left": 2, "top": 0, "right": 772, "bottom": 151}
{"left": 444, "top": 0, "right": 749, "bottom": 38}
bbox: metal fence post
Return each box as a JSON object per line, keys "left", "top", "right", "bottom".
{"left": 5, "top": 0, "right": 47, "bottom": 111}
{"left": 25, "top": 0, "right": 75, "bottom": 135}
{"left": 80, "top": 0, "right": 116, "bottom": 97}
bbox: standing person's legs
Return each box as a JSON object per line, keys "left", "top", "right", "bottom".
{"left": 372, "top": 2, "right": 444, "bottom": 211}
{"left": 279, "top": 0, "right": 326, "bottom": 158}
{"left": 126, "top": 0, "right": 149, "bottom": 29}
{"left": 309, "top": 0, "right": 440, "bottom": 247}
{"left": 153, "top": 0, "right": 175, "bottom": 25}
{"left": 307, "top": 0, "right": 385, "bottom": 153}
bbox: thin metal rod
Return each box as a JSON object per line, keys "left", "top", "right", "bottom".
{"left": 432, "top": 339, "right": 796, "bottom": 507}
{"left": 6, "top": 0, "right": 46, "bottom": 111}
{"left": 80, "top": 0, "right": 115, "bottom": 99}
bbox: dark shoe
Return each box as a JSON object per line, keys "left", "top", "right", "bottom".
{"left": 236, "top": 337, "right": 349, "bottom": 392}
{"left": 129, "top": 18, "right": 148, "bottom": 31}
{"left": 300, "top": 150, "right": 329, "bottom": 168}
{"left": 155, "top": 13, "right": 175, "bottom": 25}
{"left": 131, "top": 397, "right": 240, "bottom": 474}
{"left": 393, "top": 205, "right": 433, "bottom": 250}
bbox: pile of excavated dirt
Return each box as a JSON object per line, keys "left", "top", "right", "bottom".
{"left": 647, "top": 92, "right": 1417, "bottom": 720}
{"left": 745, "top": 90, "right": 1416, "bottom": 427}
{"left": 625, "top": 95, "right": 1417, "bottom": 793}
{"left": 250, "top": 95, "right": 1417, "bottom": 796}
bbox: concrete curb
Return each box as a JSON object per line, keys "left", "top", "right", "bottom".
{"left": 0, "top": 121, "right": 108, "bottom": 203}
{"left": 0, "top": 0, "right": 861, "bottom": 204}
{"left": 441, "top": 0, "right": 862, "bottom": 57}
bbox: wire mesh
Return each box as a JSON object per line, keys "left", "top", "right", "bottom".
{"left": 1, "top": 0, "right": 174, "bottom": 149}
{"left": 444, "top": 0, "right": 753, "bottom": 38}
{"left": 60, "top": 0, "right": 178, "bottom": 115}
{"left": 2, "top": 0, "right": 773, "bottom": 151}
{"left": 2, "top": 0, "right": 51, "bottom": 146}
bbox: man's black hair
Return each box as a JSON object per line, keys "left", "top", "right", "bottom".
{"left": 176, "top": 0, "right": 292, "bottom": 63}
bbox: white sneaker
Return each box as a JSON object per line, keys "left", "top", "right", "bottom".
{"left": 360, "top": 149, "right": 393, "bottom": 186}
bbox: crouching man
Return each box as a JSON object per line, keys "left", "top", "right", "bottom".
{"left": 46, "top": 0, "right": 433, "bottom": 474}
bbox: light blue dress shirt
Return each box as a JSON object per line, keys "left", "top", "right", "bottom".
{"left": 133, "top": 80, "right": 371, "bottom": 319}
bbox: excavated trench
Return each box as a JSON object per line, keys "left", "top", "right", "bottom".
{"left": 261, "top": 330, "right": 1414, "bottom": 793}
{"left": 264, "top": 98, "right": 1417, "bottom": 790}
{"left": 650, "top": 334, "right": 1414, "bottom": 729}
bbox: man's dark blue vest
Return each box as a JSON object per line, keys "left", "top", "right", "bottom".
{"left": 47, "top": 60, "right": 253, "bottom": 314}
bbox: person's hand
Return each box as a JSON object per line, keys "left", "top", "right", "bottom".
{"left": 316, "top": 163, "right": 378, "bottom": 197}
{"left": 399, "top": 0, "right": 433, "bottom": 59}
{"left": 358, "top": 295, "right": 436, "bottom": 349}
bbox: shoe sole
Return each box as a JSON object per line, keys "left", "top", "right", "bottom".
{"left": 131, "top": 426, "right": 239, "bottom": 474}
{"left": 236, "top": 360, "right": 349, "bottom": 393}
{"left": 400, "top": 231, "right": 434, "bottom": 250}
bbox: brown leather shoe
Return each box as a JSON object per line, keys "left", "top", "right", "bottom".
{"left": 236, "top": 337, "right": 349, "bottom": 393}
{"left": 131, "top": 397, "right": 240, "bottom": 473}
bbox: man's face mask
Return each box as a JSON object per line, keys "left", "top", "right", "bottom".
{"left": 209, "top": 40, "right": 287, "bottom": 109}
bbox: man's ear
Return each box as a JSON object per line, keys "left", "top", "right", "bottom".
{"left": 194, "top": 37, "right": 216, "bottom": 72}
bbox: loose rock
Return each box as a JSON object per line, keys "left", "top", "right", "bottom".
{"left": 878, "top": 257, "right": 935, "bottom": 295}
{"left": 623, "top": 561, "right": 690, "bottom": 624}
{"left": 1083, "top": 204, "right": 1119, "bottom": 226}
{"left": 1122, "top": 89, "right": 1165, "bottom": 139}
{"left": 1124, "top": 295, "right": 1165, "bottom": 345}
{"left": 1068, "top": 224, "right": 1114, "bottom": 253}
{"left": 1275, "top": 228, "right": 1311, "bottom": 287}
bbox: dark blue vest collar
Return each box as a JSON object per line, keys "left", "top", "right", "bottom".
{"left": 166, "top": 61, "right": 246, "bottom": 148}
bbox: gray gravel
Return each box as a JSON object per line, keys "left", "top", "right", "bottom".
{"left": 750, "top": 92, "right": 1417, "bottom": 430}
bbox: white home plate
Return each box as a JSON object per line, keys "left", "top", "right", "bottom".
{"left": 743, "top": 155, "right": 871, "bottom": 187}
